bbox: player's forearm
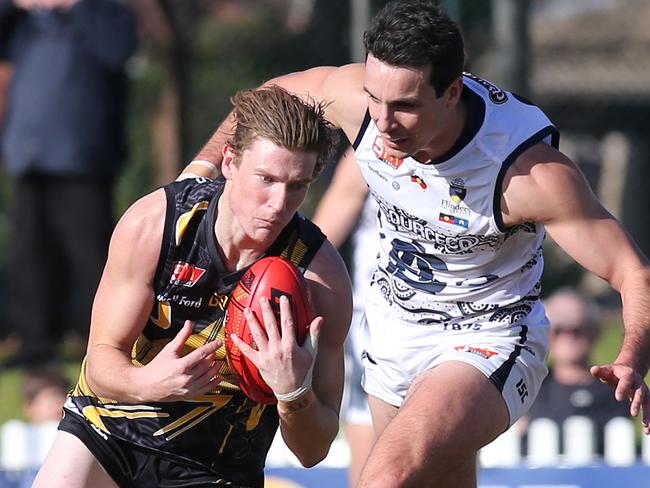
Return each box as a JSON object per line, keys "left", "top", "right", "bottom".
{"left": 85, "top": 344, "right": 152, "bottom": 403}
{"left": 616, "top": 266, "right": 650, "bottom": 376}
{"left": 278, "top": 389, "right": 340, "bottom": 467}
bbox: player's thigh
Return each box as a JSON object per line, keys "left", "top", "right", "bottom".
{"left": 367, "top": 393, "right": 399, "bottom": 437}
{"left": 32, "top": 431, "right": 118, "bottom": 488}
{"left": 395, "top": 361, "right": 508, "bottom": 458}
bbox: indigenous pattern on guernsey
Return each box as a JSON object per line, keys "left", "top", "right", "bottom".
{"left": 64, "top": 177, "right": 325, "bottom": 487}
{"left": 353, "top": 73, "right": 559, "bottom": 329}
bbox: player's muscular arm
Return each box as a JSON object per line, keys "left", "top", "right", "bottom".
{"left": 179, "top": 64, "right": 368, "bottom": 180}
{"left": 278, "top": 240, "right": 352, "bottom": 466}
{"left": 503, "top": 143, "right": 650, "bottom": 432}
{"left": 85, "top": 190, "right": 165, "bottom": 400}
{"left": 85, "top": 190, "right": 222, "bottom": 402}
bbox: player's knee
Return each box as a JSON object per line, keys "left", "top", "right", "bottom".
{"left": 358, "top": 466, "right": 412, "bottom": 488}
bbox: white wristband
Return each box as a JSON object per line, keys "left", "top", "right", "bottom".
{"left": 176, "top": 172, "right": 202, "bottom": 181}
{"left": 274, "top": 331, "right": 318, "bottom": 402}
{"left": 190, "top": 159, "right": 219, "bottom": 170}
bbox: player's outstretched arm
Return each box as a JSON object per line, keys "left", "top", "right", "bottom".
{"left": 178, "top": 64, "right": 367, "bottom": 181}
{"left": 503, "top": 142, "right": 650, "bottom": 434}
{"left": 85, "top": 190, "right": 222, "bottom": 402}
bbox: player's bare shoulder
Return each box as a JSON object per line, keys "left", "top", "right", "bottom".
{"left": 109, "top": 189, "right": 167, "bottom": 277}
{"left": 320, "top": 63, "right": 368, "bottom": 139}
{"left": 265, "top": 64, "right": 367, "bottom": 141}
{"left": 501, "top": 142, "right": 592, "bottom": 227}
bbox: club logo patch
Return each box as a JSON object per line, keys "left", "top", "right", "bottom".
{"left": 449, "top": 178, "right": 466, "bottom": 203}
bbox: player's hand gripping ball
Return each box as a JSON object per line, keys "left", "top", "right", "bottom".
{"left": 225, "top": 256, "right": 315, "bottom": 404}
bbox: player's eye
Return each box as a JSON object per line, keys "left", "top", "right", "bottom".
{"left": 289, "top": 182, "right": 309, "bottom": 192}
{"left": 365, "top": 92, "right": 379, "bottom": 104}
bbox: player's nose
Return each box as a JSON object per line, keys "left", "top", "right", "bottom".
{"left": 267, "top": 185, "right": 289, "bottom": 214}
{"left": 374, "top": 104, "right": 396, "bottom": 133}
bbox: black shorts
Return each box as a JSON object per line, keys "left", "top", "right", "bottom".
{"left": 59, "top": 411, "right": 257, "bottom": 488}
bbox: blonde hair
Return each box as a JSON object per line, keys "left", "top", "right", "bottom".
{"left": 228, "top": 85, "right": 336, "bottom": 179}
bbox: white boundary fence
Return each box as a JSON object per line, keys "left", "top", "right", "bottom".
{"left": 0, "top": 416, "right": 648, "bottom": 471}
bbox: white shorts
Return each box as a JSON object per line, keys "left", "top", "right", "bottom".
{"left": 342, "top": 308, "right": 373, "bottom": 425}
{"left": 361, "top": 292, "right": 549, "bottom": 427}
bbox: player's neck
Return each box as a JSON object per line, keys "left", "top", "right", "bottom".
{"left": 413, "top": 97, "right": 467, "bottom": 164}
{"left": 215, "top": 197, "right": 268, "bottom": 271}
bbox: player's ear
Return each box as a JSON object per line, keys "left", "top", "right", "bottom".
{"left": 222, "top": 144, "right": 237, "bottom": 180}
{"left": 444, "top": 77, "right": 463, "bottom": 106}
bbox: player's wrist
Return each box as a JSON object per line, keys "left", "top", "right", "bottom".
{"left": 274, "top": 331, "right": 318, "bottom": 402}
{"left": 277, "top": 388, "right": 315, "bottom": 415}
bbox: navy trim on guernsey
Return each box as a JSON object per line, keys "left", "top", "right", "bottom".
{"left": 492, "top": 126, "right": 560, "bottom": 232}
{"left": 352, "top": 111, "right": 372, "bottom": 150}
{"left": 430, "top": 87, "right": 485, "bottom": 164}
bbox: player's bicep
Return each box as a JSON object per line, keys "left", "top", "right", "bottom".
{"left": 505, "top": 144, "right": 647, "bottom": 289}
{"left": 87, "top": 191, "right": 166, "bottom": 353}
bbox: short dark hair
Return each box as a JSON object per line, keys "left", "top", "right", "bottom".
{"left": 363, "top": 0, "right": 465, "bottom": 96}
{"left": 229, "top": 85, "right": 336, "bottom": 179}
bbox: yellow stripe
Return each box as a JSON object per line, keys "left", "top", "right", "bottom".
{"left": 175, "top": 201, "right": 209, "bottom": 246}
{"left": 82, "top": 405, "right": 168, "bottom": 433}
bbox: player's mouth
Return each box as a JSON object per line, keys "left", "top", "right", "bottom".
{"left": 257, "top": 217, "right": 282, "bottom": 228}
{"left": 382, "top": 134, "right": 407, "bottom": 150}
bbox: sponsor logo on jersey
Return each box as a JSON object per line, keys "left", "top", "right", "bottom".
{"left": 367, "top": 164, "right": 388, "bottom": 182}
{"left": 449, "top": 177, "right": 467, "bottom": 203}
{"left": 439, "top": 212, "right": 469, "bottom": 229}
{"left": 155, "top": 293, "right": 204, "bottom": 309}
{"left": 454, "top": 345, "right": 498, "bottom": 359}
{"left": 208, "top": 292, "right": 229, "bottom": 309}
{"left": 177, "top": 295, "right": 203, "bottom": 308}
{"left": 441, "top": 199, "right": 471, "bottom": 216}
{"left": 377, "top": 200, "right": 500, "bottom": 254}
{"left": 372, "top": 135, "right": 405, "bottom": 169}
{"left": 170, "top": 261, "right": 206, "bottom": 287}
{"left": 464, "top": 72, "right": 508, "bottom": 104}
{"left": 410, "top": 175, "right": 427, "bottom": 189}
{"left": 516, "top": 378, "right": 529, "bottom": 403}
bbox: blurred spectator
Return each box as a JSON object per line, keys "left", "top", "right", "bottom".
{"left": 0, "top": 367, "right": 70, "bottom": 487}
{"left": 313, "top": 147, "right": 375, "bottom": 486}
{"left": 22, "top": 366, "right": 70, "bottom": 423}
{"left": 0, "top": 0, "right": 138, "bottom": 366}
{"left": 526, "top": 288, "right": 631, "bottom": 455}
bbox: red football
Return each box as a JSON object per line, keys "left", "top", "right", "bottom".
{"left": 225, "top": 256, "right": 315, "bottom": 404}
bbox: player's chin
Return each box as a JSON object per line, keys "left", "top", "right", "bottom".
{"left": 251, "top": 226, "right": 282, "bottom": 245}
{"left": 384, "top": 143, "right": 410, "bottom": 160}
